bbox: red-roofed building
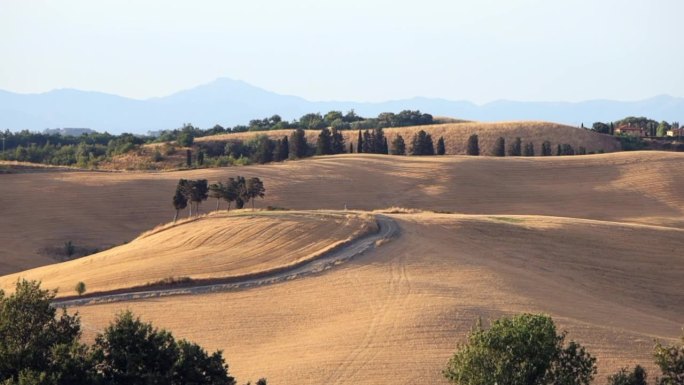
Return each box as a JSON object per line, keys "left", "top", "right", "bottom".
{"left": 614, "top": 124, "right": 646, "bottom": 137}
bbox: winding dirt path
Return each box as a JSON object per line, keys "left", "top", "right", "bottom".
{"left": 54, "top": 215, "right": 399, "bottom": 307}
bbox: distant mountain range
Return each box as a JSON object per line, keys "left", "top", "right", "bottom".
{"left": 1, "top": 78, "right": 682, "bottom": 134}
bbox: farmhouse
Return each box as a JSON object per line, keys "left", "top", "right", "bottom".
{"left": 666, "top": 128, "right": 683, "bottom": 138}
{"left": 614, "top": 124, "right": 645, "bottom": 137}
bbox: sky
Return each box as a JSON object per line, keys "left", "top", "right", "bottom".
{"left": 1, "top": 0, "right": 682, "bottom": 103}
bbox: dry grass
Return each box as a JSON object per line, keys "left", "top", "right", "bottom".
{"left": 196, "top": 121, "right": 621, "bottom": 155}
{"left": 0, "top": 211, "right": 376, "bottom": 297}
{"left": 72, "top": 213, "right": 684, "bottom": 384}
{"left": 2, "top": 150, "right": 684, "bottom": 384}
{"left": 1, "top": 151, "right": 682, "bottom": 275}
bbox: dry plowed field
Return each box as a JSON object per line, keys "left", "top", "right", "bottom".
{"left": 1, "top": 151, "right": 683, "bottom": 384}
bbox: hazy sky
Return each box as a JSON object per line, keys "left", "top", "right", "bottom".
{"left": 1, "top": 0, "right": 682, "bottom": 103}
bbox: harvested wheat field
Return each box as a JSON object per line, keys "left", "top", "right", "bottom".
{"left": 1, "top": 151, "right": 683, "bottom": 274}
{"left": 0, "top": 211, "right": 376, "bottom": 297}
{"left": 1, "top": 151, "right": 683, "bottom": 384}
{"left": 71, "top": 213, "right": 684, "bottom": 384}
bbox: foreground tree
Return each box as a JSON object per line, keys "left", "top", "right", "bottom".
{"left": 466, "top": 134, "right": 479, "bottom": 156}
{"left": 607, "top": 365, "right": 648, "bottom": 385}
{"left": 524, "top": 142, "right": 535, "bottom": 156}
{"left": 0, "top": 280, "right": 262, "bottom": 385}
{"left": 0, "top": 280, "right": 91, "bottom": 384}
{"left": 443, "top": 313, "right": 596, "bottom": 385}
{"left": 541, "top": 140, "right": 553, "bottom": 156}
{"left": 92, "top": 311, "right": 237, "bottom": 385}
{"left": 654, "top": 333, "right": 684, "bottom": 385}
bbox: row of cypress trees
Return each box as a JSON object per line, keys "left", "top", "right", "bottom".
{"left": 250, "top": 128, "right": 594, "bottom": 163}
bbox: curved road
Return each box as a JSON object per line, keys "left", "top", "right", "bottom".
{"left": 54, "top": 215, "right": 399, "bottom": 307}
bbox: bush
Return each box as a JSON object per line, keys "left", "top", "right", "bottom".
{"left": 75, "top": 282, "right": 86, "bottom": 296}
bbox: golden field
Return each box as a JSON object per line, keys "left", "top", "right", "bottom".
{"left": 0, "top": 211, "right": 376, "bottom": 296}
{"left": 1, "top": 150, "right": 683, "bottom": 384}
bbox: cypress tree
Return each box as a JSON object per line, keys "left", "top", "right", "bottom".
{"left": 425, "top": 134, "right": 435, "bottom": 155}
{"left": 289, "top": 128, "right": 308, "bottom": 159}
{"left": 316, "top": 128, "right": 333, "bottom": 155}
{"left": 349, "top": 142, "right": 354, "bottom": 153}
{"left": 362, "top": 130, "right": 373, "bottom": 153}
{"left": 541, "top": 141, "right": 552, "bottom": 156}
{"left": 493, "top": 137, "right": 506, "bottom": 157}
{"left": 382, "top": 137, "right": 389, "bottom": 154}
{"left": 254, "top": 136, "right": 274, "bottom": 164}
{"left": 561, "top": 144, "right": 575, "bottom": 155}
{"left": 410, "top": 130, "right": 435, "bottom": 155}
{"left": 373, "top": 127, "right": 386, "bottom": 154}
{"left": 467, "top": 134, "right": 480, "bottom": 155}
{"left": 523, "top": 142, "right": 535, "bottom": 156}
{"left": 357, "top": 130, "right": 363, "bottom": 153}
{"left": 556, "top": 144, "right": 562, "bottom": 156}
{"left": 272, "top": 139, "right": 283, "bottom": 162}
{"left": 197, "top": 150, "right": 205, "bottom": 165}
{"left": 436, "top": 136, "right": 446, "bottom": 155}
{"left": 390, "top": 135, "right": 406, "bottom": 155}
{"left": 186, "top": 149, "right": 192, "bottom": 166}
{"left": 280, "top": 136, "right": 289, "bottom": 160}
{"left": 507, "top": 137, "right": 521, "bottom": 156}
{"left": 331, "top": 128, "right": 345, "bottom": 154}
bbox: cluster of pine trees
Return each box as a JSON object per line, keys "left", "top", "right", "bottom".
{"left": 172, "top": 177, "right": 265, "bottom": 221}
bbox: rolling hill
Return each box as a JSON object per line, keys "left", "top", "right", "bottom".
{"left": 1, "top": 151, "right": 683, "bottom": 384}
{"left": 66, "top": 213, "right": 684, "bottom": 384}
{"left": 99, "top": 121, "right": 621, "bottom": 171}
{"left": 0, "top": 211, "right": 376, "bottom": 297}
{"left": 1, "top": 151, "right": 682, "bottom": 275}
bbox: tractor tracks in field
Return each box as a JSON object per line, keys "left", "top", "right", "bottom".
{"left": 53, "top": 215, "right": 399, "bottom": 308}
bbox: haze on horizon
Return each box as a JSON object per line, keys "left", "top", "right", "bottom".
{"left": 1, "top": 0, "right": 682, "bottom": 104}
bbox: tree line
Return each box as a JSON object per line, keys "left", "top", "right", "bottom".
{"left": 444, "top": 313, "right": 684, "bottom": 385}
{"left": 172, "top": 177, "right": 265, "bottom": 221}
{"left": 0, "top": 280, "right": 265, "bottom": 385}
{"left": 466, "top": 134, "right": 593, "bottom": 157}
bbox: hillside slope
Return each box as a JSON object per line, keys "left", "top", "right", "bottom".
{"left": 1, "top": 151, "right": 682, "bottom": 274}
{"left": 196, "top": 121, "right": 621, "bottom": 155}
{"left": 71, "top": 213, "right": 684, "bottom": 384}
{"left": 0, "top": 211, "right": 375, "bottom": 297}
